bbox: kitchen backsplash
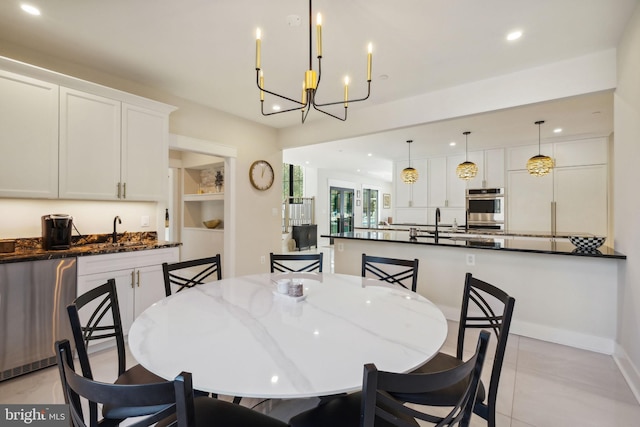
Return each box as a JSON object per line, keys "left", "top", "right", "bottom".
{"left": 0, "top": 199, "right": 162, "bottom": 239}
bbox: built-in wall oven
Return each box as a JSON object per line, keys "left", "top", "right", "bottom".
{"left": 466, "top": 188, "right": 505, "bottom": 232}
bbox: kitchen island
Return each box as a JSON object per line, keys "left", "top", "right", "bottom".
{"left": 325, "top": 230, "right": 625, "bottom": 354}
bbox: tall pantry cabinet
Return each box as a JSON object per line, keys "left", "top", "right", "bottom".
{"left": 507, "top": 137, "right": 609, "bottom": 236}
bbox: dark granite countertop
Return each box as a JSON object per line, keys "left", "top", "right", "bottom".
{"left": 325, "top": 231, "right": 626, "bottom": 260}
{"left": 0, "top": 232, "right": 181, "bottom": 264}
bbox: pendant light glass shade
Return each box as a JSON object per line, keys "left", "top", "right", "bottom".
{"left": 527, "top": 120, "right": 554, "bottom": 176}
{"left": 401, "top": 140, "right": 418, "bottom": 184}
{"left": 456, "top": 131, "right": 478, "bottom": 180}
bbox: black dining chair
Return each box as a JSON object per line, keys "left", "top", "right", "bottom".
{"left": 399, "top": 273, "right": 515, "bottom": 427}
{"left": 289, "top": 330, "right": 490, "bottom": 427}
{"left": 270, "top": 252, "right": 323, "bottom": 273}
{"left": 55, "top": 339, "right": 289, "bottom": 427}
{"left": 162, "top": 254, "right": 222, "bottom": 297}
{"left": 67, "top": 279, "right": 173, "bottom": 420}
{"left": 361, "top": 253, "right": 419, "bottom": 292}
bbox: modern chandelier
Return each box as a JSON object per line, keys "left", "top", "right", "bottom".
{"left": 456, "top": 131, "right": 478, "bottom": 180}
{"left": 401, "top": 140, "right": 419, "bottom": 184}
{"left": 255, "top": 0, "right": 372, "bottom": 123}
{"left": 527, "top": 120, "right": 554, "bottom": 176}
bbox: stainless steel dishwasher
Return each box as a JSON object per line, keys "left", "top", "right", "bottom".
{"left": 0, "top": 257, "right": 77, "bottom": 381}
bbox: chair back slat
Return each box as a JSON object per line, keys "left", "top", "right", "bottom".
{"left": 68, "top": 279, "right": 127, "bottom": 379}
{"left": 361, "top": 254, "right": 419, "bottom": 292}
{"left": 362, "top": 331, "right": 490, "bottom": 427}
{"left": 55, "top": 339, "right": 195, "bottom": 427}
{"left": 270, "top": 252, "right": 323, "bottom": 273}
{"left": 163, "top": 255, "right": 222, "bottom": 296}
{"left": 456, "top": 273, "right": 516, "bottom": 427}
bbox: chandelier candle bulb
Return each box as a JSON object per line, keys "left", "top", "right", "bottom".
{"left": 255, "top": 28, "right": 261, "bottom": 70}
{"left": 367, "top": 43, "right": 373, "bottom": 81}
{"left": 316, "top": 13, "right": 322, "bottom": 57}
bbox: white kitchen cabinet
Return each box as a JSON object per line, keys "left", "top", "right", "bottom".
{"left": 121, "top": 103, "right": 169, "bottom": 201}
{"left": 394, "top": 159, "right": 428, "bottom": 208}
{"left": 59, "top": 88, "right": 121, "bottom": 200}
{"left": 507, "top": 170, "right": 553, "bottom": 232}
{"left": 467, "top": 148, "right": 505, "bottom": 189}
{"left": 0, "top": 70, "right": 59, "bottom": 198}
{"left": 554, "top": 165, "right": 608, "bottom": 236}
{"left": 59, "top": 89, "right": 170, "bottom": 201}
{"left": 428, "top": 155, "right": 466, "bottom": 208}
{"left": 553, "top": 137, "right": 608, "bottom": 167}
{"left": 507, "top": 165, "right": 608, "bottom": 235}
{"left": 76, "top": 247, "right": 179, "bottom": 334}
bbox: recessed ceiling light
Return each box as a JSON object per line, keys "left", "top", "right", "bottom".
{"left": 367, "top": 153, "right": 372, "bottom": 157}
{"left": 21, "top": 3, "right": 41, "bottom": 15}
{"left": 356, "top": 169, "right": 361, "bottom": 172}
{"left": 506, "top": 30, "right": 522, "bottom": 41}
{"left": 553, "top": 128, "right": 563, "bottom": 133}
{"left": 305, "top": 161, "right": 310, "bottom": 165}
{"left": 272, "top": 105, "right": 281, "bottom": 111}
{"left": 449, "top": 142, "right": 456, "bottom": 147}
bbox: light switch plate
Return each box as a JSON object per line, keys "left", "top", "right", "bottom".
{"left": 141, "top": 215, "right": 150, "bottom": 227}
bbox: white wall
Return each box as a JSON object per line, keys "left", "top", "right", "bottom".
{"left": 614, "top": 3, "right": 640, "bottom": 401}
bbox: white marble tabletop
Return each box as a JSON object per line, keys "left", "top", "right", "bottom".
{"left": 128, "top": 272, "right": 448, "bottom": 399}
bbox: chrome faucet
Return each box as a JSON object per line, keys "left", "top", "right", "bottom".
{"left": 113, "top": 216, "right": 121, "bottom": 243}
{"left": 435, "top": 208, "right": 441, "bottom": 243}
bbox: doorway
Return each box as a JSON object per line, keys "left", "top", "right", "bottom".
{"left": 362, "top": 188, "right": 379, "bottom": 228}
{"left": 330, "top": 187, "right": 354, "bottom": 234}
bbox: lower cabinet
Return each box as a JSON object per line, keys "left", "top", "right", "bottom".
{"left": 292, "top": 224, "right": 318, "bottom": 250}
{"left": 76, "top": 247, "right": 179, "bottom": 336}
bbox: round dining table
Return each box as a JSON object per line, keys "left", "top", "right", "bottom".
{"left": 128, "top": 272, "right": 448, "bottom": 399}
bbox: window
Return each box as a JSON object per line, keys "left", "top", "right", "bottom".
{"left": 282, "top": 163, "right": 304, "bottom": 202}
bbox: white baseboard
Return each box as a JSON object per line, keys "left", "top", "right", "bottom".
{"left": 614, "top": 343, "right": 640, "bottom": 405}
{"left": 437, "top": 304, "right": 614, "bottom": 354}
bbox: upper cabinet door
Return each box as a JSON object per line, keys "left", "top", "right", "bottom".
{"left": 0, "top": 71, "right": 59, "bottom": 198}
{"left": 446, "top": 154, "right": 466, "bottom": 208}
{"left": 59, "top": 87, "right": 121, "bottom": 200}
{"left": 121, "top": 104, "right": 168, "bottom": 201}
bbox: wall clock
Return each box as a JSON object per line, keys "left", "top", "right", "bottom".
{"left": 249, "top": 160, "right": 275, "bottom": 190}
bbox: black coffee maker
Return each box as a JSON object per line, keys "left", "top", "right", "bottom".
{"left": 42, "top": 214, "right": 73, "bottom": 250}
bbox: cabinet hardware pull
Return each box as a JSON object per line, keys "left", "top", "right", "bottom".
{"left": 137, "top": 270, "right": 140, "bottom": 287}
{"left": 123, "top": 182, "right": 127, "bottom": 199}
{"left": 551, "top": 201, "right": 557, "bottom": 236}
{"left": 130, "top": 270, "right": 135, "bottom": 288}
{"left": 117, "top": 182, "right": 122, "bottom": 199}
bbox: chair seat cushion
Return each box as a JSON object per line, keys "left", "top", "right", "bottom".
{"left": 289, "top": 392, "right": 418, "bottom": 427}
{"left": 157, "top": 396, "right": 289, "bottom": 427}
{"left": 102, "top": 364, "right": 169, "bottom": 419}
{"left": 393, "top": 352, "right": 486, "bottom": 406}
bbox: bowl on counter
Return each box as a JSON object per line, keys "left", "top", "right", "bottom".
{"left": 568, "top": 235, "right": 606, "bottom": 250}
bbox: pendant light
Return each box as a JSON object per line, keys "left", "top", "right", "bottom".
{"left": 527, "top": 120, "right": 554, "bottom": 176}
{"left": 401, "top": 140, "right": 418, "bottom": 184}
{"left": 456, "top": 131, "right": 478, "bottom": 180}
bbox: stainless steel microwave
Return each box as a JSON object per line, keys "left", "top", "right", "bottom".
{"left": 466, "top": 188, "right": 505, "bottom": 228}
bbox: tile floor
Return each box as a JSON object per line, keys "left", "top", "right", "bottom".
{"left": 2, "top": 241, "right": 638, "bottom": 425}
{"left": 1, "top": 323, "right": 638, "bottom": 426}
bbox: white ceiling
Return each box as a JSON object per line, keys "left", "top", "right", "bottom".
{"left": 0, "top": 0, "right": 635, "bottom": 180}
